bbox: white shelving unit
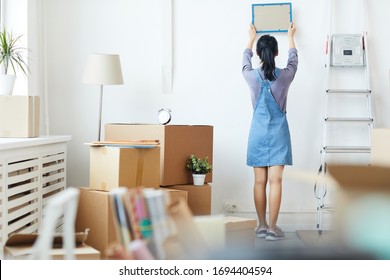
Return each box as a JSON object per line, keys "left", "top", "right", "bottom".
{"left": 0, "top": 136, "right": 72, "bottom": 246}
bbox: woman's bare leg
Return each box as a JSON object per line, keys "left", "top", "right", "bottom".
{"left": 253, "top": 167, "right": 268, "bottom": 226}
{"left": 268, "top": 165, "right": 285, "bottom": 229}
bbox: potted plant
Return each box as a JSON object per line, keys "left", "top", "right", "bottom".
{"left": 0, "top": 28, "right": 29, "bottom": 95}
{"left": 186, "top": 154, "right": 212, "bottom": 186}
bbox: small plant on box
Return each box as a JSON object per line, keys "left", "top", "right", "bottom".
{"left": 186, "top": 155, "right": 212, "bottom": 186}
{"left": 186, "top": 154, "right": 212, "bottom": 174}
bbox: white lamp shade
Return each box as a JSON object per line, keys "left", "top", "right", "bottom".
{"left": 82, "top": 53, "right": 123, "bottom": 85}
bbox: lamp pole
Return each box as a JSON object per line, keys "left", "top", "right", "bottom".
{"left": 98, "top": 84, "right": 103, "bottom": 141}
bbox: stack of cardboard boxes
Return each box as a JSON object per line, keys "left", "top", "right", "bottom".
{"left": 75, "top": 123, "right": 213, "bottom": 258}
{"left": 76, "top": 123, "right": 257, "bottom": 258}
{"left": 104, "top": 124, "right": 214, "bottom": 216}
{"left": 76, "top": 139, "right": 166, "bottom": 259}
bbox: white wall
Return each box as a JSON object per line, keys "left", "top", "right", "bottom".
{"left": 30, "top": 0, "right": 390, "bottom": 231}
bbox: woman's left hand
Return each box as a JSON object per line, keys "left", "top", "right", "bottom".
{"left": 247, "top": 24, "right": 257, "bottom": 49}
{"left": 249, "top": 24, "right": 257, "bottom": 41}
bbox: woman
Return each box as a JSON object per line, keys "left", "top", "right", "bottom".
{"left": 242, "top": 23, "right": 297, "bottom": 241}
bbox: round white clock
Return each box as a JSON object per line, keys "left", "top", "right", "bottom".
{"left": 157, "top": 108, "right": 171, "bottom": 125}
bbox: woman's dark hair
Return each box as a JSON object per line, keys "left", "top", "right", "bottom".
{"left": 256, "top": 35, "right": 278, "bottom": 81}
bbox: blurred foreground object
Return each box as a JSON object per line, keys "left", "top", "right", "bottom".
{"left": 328, "top": 164, "right": 390, "bottom": 259}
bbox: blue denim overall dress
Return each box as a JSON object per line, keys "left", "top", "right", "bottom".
{"left": 247, "top": 69, "right": 292, "bottom": 167}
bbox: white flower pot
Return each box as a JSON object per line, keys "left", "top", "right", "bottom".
{"left": 0, "top": 74, "right": 16, "bottom": 96}
{"left": 192, "top": 174, "right": 206, "bottom": 186}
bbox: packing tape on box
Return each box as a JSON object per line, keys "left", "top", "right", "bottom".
{"left": 136, "top": 149, "right": 145, "bottom": 187}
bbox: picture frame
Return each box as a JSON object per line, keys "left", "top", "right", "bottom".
{"left": 252, "top": 3, "right": 293, "bottom": 33}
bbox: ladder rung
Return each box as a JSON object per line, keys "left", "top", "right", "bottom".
{"left": 323, "top": 146, "right": 371, "bottom": 153}
{"left": 326, "top": 89, "right": 371, "bottom": 94}
{"left": 320, "top": 204, "right": 335, "bottom": 211}
{"left": 325, "top": 117, "right": 373, "bottom": 123}
{"left": 330, "top": 63, "right": 366, "bottom": 67}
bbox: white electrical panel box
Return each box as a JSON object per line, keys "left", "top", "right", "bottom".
{"left": 331, "top": 34, "right": 365, "bottom": 66}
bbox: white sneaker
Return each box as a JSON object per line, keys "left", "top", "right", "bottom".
{"left": 255, "top": 225, "right": 268, "bottom": 238}
{"left": 265, "top": 226, "right": 285, "bottom": 241}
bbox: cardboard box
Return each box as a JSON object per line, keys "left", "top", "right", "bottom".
{"left": 327, "top": 164, "right": 390, "bottom": 258}
{"left": 162, "top": 188, "right": 188, "bottom": 205}
{"left": 105, "top": 124, "right": 213, "bottom": 186}
{"left": 90, "top": 145, "right": 160, "bottom": 191}
{"left": 75, "top": 187, "right": 186, "bottom": 259}
{"left": 163, "top": 184, "right": 211, "bottom": 215}
{"left": 75, "top": 188, "right": 116, "bottom": 259}
{"left": 371, "top": 128, "right": 390, "bottom": 166}
{"left": 0, "top": 96, "right": 40, "bottom": 137}
{"left": 224, "top": 216, "right": 256, "bottom": 249}
{"left": 328, "top": 164, "right": 390, "bottom": 226}
{"left": 3, "top": 233, "right": 100, "bottom": 260}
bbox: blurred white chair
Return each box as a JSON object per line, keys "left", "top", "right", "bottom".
{"left": 30, "top": 187, "right": 80, "bottom": 260}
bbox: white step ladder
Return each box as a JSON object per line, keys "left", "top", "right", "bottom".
{"left": 316, "top": 0, "right": 373, "bottom": 234}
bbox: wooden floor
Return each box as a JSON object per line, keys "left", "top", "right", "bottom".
{"left": 250, "top": 230, "right": 372, "bottom": 259}
{"left": 255, "top": 231, "right": 305, "bottom": 249}
{"left": 296, "top": 230, "right": 338, "bottom": 247}
{"left": 207, "top": 230, "right": 375, "bottom": 259}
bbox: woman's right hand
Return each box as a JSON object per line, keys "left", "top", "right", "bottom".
{"left": 288, "top": 22, "right": 296, "bottom": 38}
{"left": 288, "top": 22, "right": 296, "bottom": 49}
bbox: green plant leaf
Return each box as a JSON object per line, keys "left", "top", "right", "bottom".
{"left": 186, "top": 154, "right": 212, "bottom": 174}
{"left": 0, "top": 28, "right": 29, "bottom": 77}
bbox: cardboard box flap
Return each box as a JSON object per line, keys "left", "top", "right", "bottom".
{"left": 86, "top": 140, "right": 160, "bottom": 147}
{"left": 107, "top": 123, "right": 212, "bottom": 128}
{"left": 5, "top": 229, "right": 90, "bottom": 247}
{"left": 5, "top": 234, "right": 38, "bottom": 246}
{"left": 328, "top": 165, "right": 390, "bottom": 192}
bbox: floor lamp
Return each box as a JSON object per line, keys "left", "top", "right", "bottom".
{"left": 83, "top": 53, "right": 123, "bottom": 141}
